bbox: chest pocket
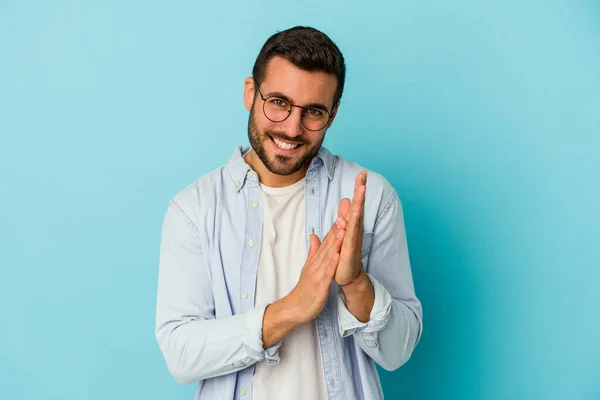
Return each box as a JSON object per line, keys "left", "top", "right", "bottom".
{"left": 361, "top": 232, "right": 374, "bottom": 270}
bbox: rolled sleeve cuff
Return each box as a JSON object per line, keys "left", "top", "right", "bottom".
{"left": 243, "top": 305, "right": 282, "bottom": 366}
{"left": 337, "top": 274, "right": 393, "bottom": 345}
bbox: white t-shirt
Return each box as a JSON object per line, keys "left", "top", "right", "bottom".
{"left": 252, "top": 177, "right": 329, "bottom": 400}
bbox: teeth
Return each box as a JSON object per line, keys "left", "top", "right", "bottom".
{"left": 273, "top": 138, "right": 299, "bottom": 150}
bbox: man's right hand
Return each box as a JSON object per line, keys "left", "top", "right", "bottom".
{"left": 286, "top": 216, "right": 347, "bottom": 324}
{"left": 261, "top": 217, "right": 347, "bottom": 348}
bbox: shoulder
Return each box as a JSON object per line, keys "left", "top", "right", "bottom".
{"left": 333, "top": 154, "right": 398, "bottom": 209}
{"left": 168, "top": 165, "right": 229, "bottom": 223}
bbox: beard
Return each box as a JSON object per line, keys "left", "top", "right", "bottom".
{"left": 247, "top": 105, "right": 324, "bottom": 176}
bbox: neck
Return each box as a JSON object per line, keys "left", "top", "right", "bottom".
{"left": 244, "top": 150, "right": 309, "bottom": 188}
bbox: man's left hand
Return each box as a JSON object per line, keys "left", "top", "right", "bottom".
{"left": 334, "top": 170, "right": 368, "bottom": 286}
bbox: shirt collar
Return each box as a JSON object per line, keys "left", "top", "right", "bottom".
{"left": 226, "top": 145, "right": 336, "bottom": 192}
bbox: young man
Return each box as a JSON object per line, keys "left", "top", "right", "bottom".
{"left": 155, "top": 26, "right": 422, "bottom": 400}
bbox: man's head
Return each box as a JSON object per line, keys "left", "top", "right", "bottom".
{"left": 244, "top": 26, "right": 346, "bottom": 180}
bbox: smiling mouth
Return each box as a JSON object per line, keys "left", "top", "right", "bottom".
{"left": 271, "top": 136, "right": 302, "bottom": 151}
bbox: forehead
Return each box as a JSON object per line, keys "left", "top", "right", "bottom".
{"left": 261, "top": 56, "right": 338, "bottom": 106}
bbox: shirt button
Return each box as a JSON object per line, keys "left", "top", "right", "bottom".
{"left": 248, "top": 240, "right": 255, "bottom": 247}
{"left": 330, "top": 379, "right": 336, "bottom": 388}
{"left": 310, "top": 187, "right": 315, "bottom": 195}
{"left": 252, "top": 201, "right": 259, "bottom": 208}
{"left": 236, "top": 181, "right": 241, "bottom": 189}
{"left": 241, "top": 292, "right": 248, "bottom": 299}
{"left": 240, "top": 388, "right": 247, "bottom": 396}
{"left": 247, "top": 171, "right": 254, "bottom": 178}
{"left": 323, "top": 329, "right": 328, "bottom": 338}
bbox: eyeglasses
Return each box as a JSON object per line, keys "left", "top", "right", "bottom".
{"left": 255, "top": 84, "right": 334, "bottom": 131}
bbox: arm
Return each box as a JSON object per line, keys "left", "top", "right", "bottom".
{"left": 155, "top": 200, "right": 345, "bottom": 384}
{"left": 155, "top": 201, "right": 286, "bottom": 384}
{"left": 337, "top": 190, "right": 423, "bottom": 371}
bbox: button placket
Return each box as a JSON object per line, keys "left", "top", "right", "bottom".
{"left": 240, "top": 181, "right": 262, "bottom": 314}
{"left": 306, "top": 169, "right": 343, "bottom": 398}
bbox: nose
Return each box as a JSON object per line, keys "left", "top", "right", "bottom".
{"left": 278, "top": 106, "right": 304, "bottom": 138}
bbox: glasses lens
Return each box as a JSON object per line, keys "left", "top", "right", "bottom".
{"left": 263, "top": 95, "right": 330, "bottom": 131}
{"left": 264, "top": 97, "right": 290, "bottom": 122}
{"left": 301, "top": 108, "right": 329, "bottom": 131}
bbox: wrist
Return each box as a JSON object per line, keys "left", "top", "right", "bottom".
{"left": 340, "top": 272, "right": 375, "bottom": 323}
{"left": 341, "top": 270, "right": 371, "bottom": 296}
{"left": 262, "top": 297, "right": 301, "bottom": 348}
{"left": 278, "top": 293, "right": 307, "bottom": 326}
{"left": 339, "top": 263, "right": 365, "bottom": 288}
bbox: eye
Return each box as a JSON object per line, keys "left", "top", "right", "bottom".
{"left": 306, "top": 108, "right": 323, "bottom": 117}
{"left": 270, "top": 98, "right": 289, "bottom": 108}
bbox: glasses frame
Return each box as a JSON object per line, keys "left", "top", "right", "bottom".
{"left": 255, "top": 83, "right": 334, "bottom": 132}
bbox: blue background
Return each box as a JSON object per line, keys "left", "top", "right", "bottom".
{"left": 1, "top": 1, "right": 599, "bottom": 399}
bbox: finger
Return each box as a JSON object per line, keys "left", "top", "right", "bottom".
{"left": 348, "top": 186, "right": 366, "bottom": 243}
{"left": 324, "top": 252, "right": 340, "bottom": 280}
{"left": 320, "top": 225, "right": 345, "bottom": 262}
{"left": 352, "top": 171, "right": 367, "bottom": 214}
{"left": 355, "top": 169, "right": 367, "bottom": 188}
{"left": 343, "top": 172, "right": 366, "bottom": 222}
{"left": 308, "top": 233, "right": 321, "bottom": 259}
{"left": 332, "top": 227, "right": 345, "bottom": 253}
{"left": 315, "top": 221, "right": 344, "bottom": 265}
{"left": 322, "top": 216, "right": 344, "bottom": 247}
{"left": 338, "top": 198, "right": 351, "bottom": 222}
{"left": 343, "top": 172, "right": 367, "bottom": 255}
{"left": 358, "top": 171, "right": 367, "bottom": 225}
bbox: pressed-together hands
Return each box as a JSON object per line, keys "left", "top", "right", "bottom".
{"left": 262, "top": 171, "right": 372, "bottom": 348}
{"left": 334, "top": 170, "right": 368, "bottom": 286}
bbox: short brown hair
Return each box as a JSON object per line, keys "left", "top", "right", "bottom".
{"left": 252, "top": 26, "right": 346, "bottom": 110}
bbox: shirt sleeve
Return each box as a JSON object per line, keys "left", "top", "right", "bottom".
{"left": 337, "top": 273, "right": 393, "bottom": 346}
{"left": 155, "top": 200, "right": 281, "bottom": 385}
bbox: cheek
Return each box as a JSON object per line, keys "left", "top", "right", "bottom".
{"left": 250, "top": 111, "right": 270, "bottom": 136}
{"left": 309, "top": 132, "right": 325, "bottom": 145}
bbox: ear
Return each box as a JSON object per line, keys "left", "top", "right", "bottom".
{"left": 325, "top": 100, "right": 341, "bottom": 129}
{"left": 244, "top": 77, "right": 256, "bottom": 111}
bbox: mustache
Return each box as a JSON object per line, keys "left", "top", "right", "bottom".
{"left": 266, "top": 131, "right": 308, "bottom": 146}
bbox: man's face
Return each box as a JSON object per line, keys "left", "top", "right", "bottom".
{"left": 246, "top": 56, "right": 338, "bottom": 176}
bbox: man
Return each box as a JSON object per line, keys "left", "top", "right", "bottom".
{"left": 155, "top": 26, "right": 422, "bottom": 400}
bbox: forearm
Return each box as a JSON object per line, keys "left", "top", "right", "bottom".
{"left": 156, "top": 306, "right": 279, "bottom": 384}
{"left": 262, "top": 295, "right": 301, "bottom": 348}
{"left": 340, "top": 271, "right": 375, "bottom": 322}
{"left": 338, "top": 274, "right": 422, "bottom": 371}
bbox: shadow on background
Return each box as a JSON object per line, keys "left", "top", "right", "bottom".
{"left": 378, "top": 197, "right": 484, "bottom": 399}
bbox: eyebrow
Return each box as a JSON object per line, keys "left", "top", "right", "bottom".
{"left": 265, "top": 91, "right": 331, "bottom": 112}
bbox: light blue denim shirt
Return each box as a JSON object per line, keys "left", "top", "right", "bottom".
{"left": 155, "top": 145, "right": 423, "bottom": 400}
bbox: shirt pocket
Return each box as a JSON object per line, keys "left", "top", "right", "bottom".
{"left": 361, "top": 232, "right": 374, "bottom": 268}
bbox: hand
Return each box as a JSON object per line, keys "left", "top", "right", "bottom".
{"left": 334, "top": 170, "right": 367, "bottom": 286}
{"left": 285, "top": 217, "right": 347, "bottom": 324}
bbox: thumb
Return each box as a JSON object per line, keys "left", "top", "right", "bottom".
{"left": 308, "top": 233, "right": 321, "bottom": 258}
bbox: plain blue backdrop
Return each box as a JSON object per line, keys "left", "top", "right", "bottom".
{"left": 1, "top": 1, "right": 599, "bottom": 399}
